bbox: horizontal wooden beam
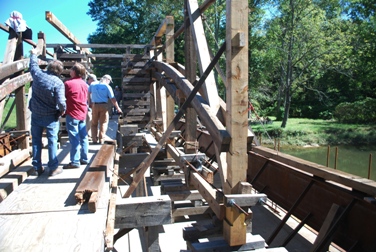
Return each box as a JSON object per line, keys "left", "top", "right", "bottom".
{"left": 47, "top": 43, "right": 150, "bottom": 49}
{"left": 0, "top": 149, "right": 31, "bottom": 178}
{"left": 0, "top": 73, "right": 33, "bottom": 101}
{"left": 0, "top": 59, "right": 29, "bottom": 80}
{"left": 45, "top": 11, "right": 90, "bottom": 55}
{"left": 190, "top": 172, "right": 225, "bottom": 220}
{"left": 115, "top": 194, "right": 172, "bottom": 228}
{"left": 75, "top": 143, "right": 114, "bottom": 212}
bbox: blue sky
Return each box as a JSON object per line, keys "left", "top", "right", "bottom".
{"left": 0, "top": 0, "right": 98, "bottom": 61}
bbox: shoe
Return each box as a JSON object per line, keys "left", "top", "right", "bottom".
{"left": 49, "top": 167, "right": 63, "bottom": 176}
{"left": 31, "top": 167, "right": 45, "bottom": 176}
{"left": 80, "top": 160, "right": 88, "bottom": 165}
{"left": 63, "top": 162, "right": 80, "bottom": 169}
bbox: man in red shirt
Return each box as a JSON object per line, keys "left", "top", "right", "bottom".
{"left": 63, "top": 63, "right": 89, "bottom": 169}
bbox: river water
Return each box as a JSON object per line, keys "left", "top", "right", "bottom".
{"left": 265, "top": 145, "right": 376, "bottom": 181}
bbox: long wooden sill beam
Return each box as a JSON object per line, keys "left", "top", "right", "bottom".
{"left": 75, "top": 143, "right": 115, "bottom": 212}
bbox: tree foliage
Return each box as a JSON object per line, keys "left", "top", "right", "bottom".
{"left": 86, "top": 0, "right": 376, "bottom": 126}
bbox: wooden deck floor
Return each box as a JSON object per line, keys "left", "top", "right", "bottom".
{"left": 0, "top": 116, "right": 119, "bottom": 252}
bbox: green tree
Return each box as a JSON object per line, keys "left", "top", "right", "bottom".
{"left": 263, "top": 0, "right": 349, "bottom": 127}
{"left": 87, "top": 0, "right": 185, "bottom": 83}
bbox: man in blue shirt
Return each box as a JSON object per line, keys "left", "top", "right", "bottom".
{"left": 88, "top": 74, "right": 122, "bottom": 144}
{"left": 29, "top": 48, "right": 66, "bottom": 176}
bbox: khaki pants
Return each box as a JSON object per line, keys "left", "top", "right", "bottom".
{"left": 91, "top": 103, "right": 109, "bottom": 143}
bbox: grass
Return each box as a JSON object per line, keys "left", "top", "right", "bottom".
{"left": 250, "top": 118, "right": 376, "bottom": 146}
{"left": 1, "top": 96, "right": 17, "bottom": 131}
{"left": 1, "top": 85, "right": 30, "bottom": 132}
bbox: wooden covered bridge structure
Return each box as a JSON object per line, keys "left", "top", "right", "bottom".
{"left": 1, "top": 1, "right": 376, "bottom": 251}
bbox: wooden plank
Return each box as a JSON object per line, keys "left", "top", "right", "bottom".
{"left": 0, "top": 149, "right": 31, "bottom": 177}
{"left": 0, "top": 58, "right": 29, "bottom": 80}
{"left": 190, "top": 172, "right": 225, "bottom": 220}
{"left": 122, "top": 85, "right": 150, "bottom": 91}
{"left": 45, "top": 11, "right": 90, "bottom": 55}
{"left": 75, "top": 144, "right": 114, "bottom": 212}
{"left": 123, "top": 100, "right": 150, "bottom": 106}
{"left": 123, "top": 108, "right": 150, "bottom": 114}
{"left": 122, "top": 135, "right": 143, "bottom": 147}
{"left": 161, "top": 182, "right": 189, "bottom": 193}
{"left": 104, "top": 153, "right": 120, "bottom": 250}
{"left": 114, "top": 195, "right": 172, "bottom": 228}
{"left": 47, "top": 43, "right": 149, "bottom": 49}
{"left": 143, "top": 132, "right": 158, "bottom": 151}
{"left": 2, "top": 37, "right": 17, "bottom": 64}
{"left": 165, "top": 190, "right": 203, "bottom": 201}
{"left": 123, "top": 77, "right": 151, "bottom": 83}
{"left": 150, "top": 18, "right": 169, "bottom": 46}
{"left": 310, "top": 204, "right": 341, "bottom": 252}
{"left": 173, "top": 205, "right": 213, "bottom": 218}
{"left": 0, "top": 73, "right": 33, "bottom": 101}
{"left": 124, "top": 93, "right": 150, "bottom": 98}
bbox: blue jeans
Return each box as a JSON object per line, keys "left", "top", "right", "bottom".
{"left": 66, "top": 115, "right": 89, "bottom": 166}
{"left": 31, "top": 114, "right": 59, "bottom": 171}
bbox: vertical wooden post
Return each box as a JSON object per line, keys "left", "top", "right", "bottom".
{"left": 326, "top": 145, "right": 330, "bottom": 167}
{"left": 224, "top": 0, "right": 249, "bottom": 246}
{"left": 184, "top": 0, "right": 198, "bottom": 154}
{"left": 15, "top": 32, "right": 29, "bottom": 150}
{"left": 149, "top": 45, "right": 158, "bottom": 124}
{"left": 225, "top": 0, "right": 249, "bottom": 191}
{"left": 334, "top": 147, "right": 338, "bottom": 170}
{"left": 368, "top": 154, "right": 372, "bottom": 179}
{"left": 165, "top": 16, "right": 175, "bottom": 158}
{"left": 278, "top": 138, "right": 280, "bottom": 151}
{"left": 0, "top": 35, "right": 18, "bottom": 129}
{"left": 274, "top": 138, "right": 277, "bottom": 150}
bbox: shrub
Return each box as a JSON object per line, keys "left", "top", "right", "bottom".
{"left": 334, "top": 98, "right": 376, "bottom": 124}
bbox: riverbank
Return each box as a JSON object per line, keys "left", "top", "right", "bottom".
{"left": 250, "top": 118, "right": 376, "bottom": 147}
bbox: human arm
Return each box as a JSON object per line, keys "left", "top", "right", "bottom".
{"left": 29, "top": 49, "right": 40, "bottom": 76}
{"left": 88, "top": 89, "right": 93, "bottom": 109}
{"left": 110, "top": 97, "right": 122, "bottom": 114}
{"left": 55, "top": 81, "right": 66, "bottom": 116}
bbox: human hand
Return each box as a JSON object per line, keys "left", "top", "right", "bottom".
{"left": 30, "top": 48, "right": 38, "bottom": 55}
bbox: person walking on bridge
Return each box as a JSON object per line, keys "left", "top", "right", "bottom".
{"left": 88, "top": 74, "right": 122, "bottom": 144}
{"left": 29, "top": 48, "right": 66, "bottom": 177}
{"left": 63, "top": 63, "right": 89, "bottom": 169}
{"left": 85, "top": 73, "right": 98, "bottom": 138}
